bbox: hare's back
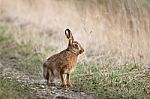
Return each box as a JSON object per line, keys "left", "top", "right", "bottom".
{"left": 46, "top": 52, "right": 68, "bottom": 67}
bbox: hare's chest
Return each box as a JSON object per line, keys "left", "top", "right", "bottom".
{"left": 68, "top": 57, "right": 77, "bottom": 67}
{"left": 64, "top": 67, "right": 75, "bottom": 74}
{"left": 63, "top": 57, "right": 77, "bottom": 73}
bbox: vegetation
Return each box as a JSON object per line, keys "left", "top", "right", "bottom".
{"left": 0, "top": 23, "right": 150, "bottom": 98}
{"left": 0, "top": 77, "right": 33, "bottom": 99}
{"left": 0, "top": 25, "right": 41, "bottom": 75}
{"left": 73, "top": 63, "right": 150, "bottom": 98}
{"left": 0, "top": 0, "right": 150, "bottom": 98}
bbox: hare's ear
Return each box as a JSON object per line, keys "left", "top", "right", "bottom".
{"left": 65, "top": 29, "right": 74, "bottom": 45}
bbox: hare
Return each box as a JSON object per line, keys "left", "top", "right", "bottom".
{"left": 43, "top": 29, "right": 84, "bottom": 87}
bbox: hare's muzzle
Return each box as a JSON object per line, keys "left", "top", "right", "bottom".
{"left": 79, "top": 48, "right": 84, "bottom": 54}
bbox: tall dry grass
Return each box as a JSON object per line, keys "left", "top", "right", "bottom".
{"left": 0, "top": 0, "right": 150, "bottom": 66}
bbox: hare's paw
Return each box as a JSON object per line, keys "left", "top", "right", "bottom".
{"left": 61, "top": 83, "right": 67, "bottom": 88}
{"left": 67, "top": 83, "right": 73, "bottom": 87}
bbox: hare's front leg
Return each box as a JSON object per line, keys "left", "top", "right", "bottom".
{"left": 60, "top": 71, "right": 66, "bottom": 87}
{"left": 67, "top": 73, "right": 72, "bottom": 87}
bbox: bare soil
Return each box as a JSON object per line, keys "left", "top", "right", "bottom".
{"left": 0, "top": 58, "right": 98, "bottom": 99}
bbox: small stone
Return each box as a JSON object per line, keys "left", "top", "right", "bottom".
{"left": 40, "top": 85, "right": 45, "bottom": 88}
{"left": 51, "top": 91, "right": 55, "bottom": 94}
{"left": 81, "top": 92, "right": 85, "bottom": 95}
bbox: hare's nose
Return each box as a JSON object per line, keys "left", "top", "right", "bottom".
{"left": 79, "top": 48, "right": 84, "bottom": 54}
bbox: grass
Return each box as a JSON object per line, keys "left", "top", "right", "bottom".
{"left": 0, "top": 24, "right": 43, "bottom": 75}
{"left": 72, "top": 63, "right": 150, "bottom": 98}
{"left": 0, "top": 23, "right": 150, "bottom": 98}
{"left": 0, "top": 0, "right": 150, "bottom": 70}
{"left": 0, "top": 24, "right": 41, "bottom": 98}
{"left": 0, "top": 77, "right": 34, "bottom": 99}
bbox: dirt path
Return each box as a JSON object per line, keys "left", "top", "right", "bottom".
{"left": 0, "top": 58, "right": 98, "bottom": 99}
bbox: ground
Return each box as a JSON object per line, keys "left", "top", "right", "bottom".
{"left": 0, "top": 59, "right": 97, "bottom": 99}
{"left": 0, "top": 25, "right": 97, "bottom": 99}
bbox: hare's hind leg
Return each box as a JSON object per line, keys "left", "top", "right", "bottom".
{"left": 47, "top": 69, "right": 55, "bottom": 86}
{"left": 67, "top": 73, "right": 72, "bottom": 87}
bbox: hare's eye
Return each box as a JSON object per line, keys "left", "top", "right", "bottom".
{"left": 75, "top": 44, "right": 78, "bottom": 47}
{"left": 74, "top": 44, "right": 79, "bottom": 48}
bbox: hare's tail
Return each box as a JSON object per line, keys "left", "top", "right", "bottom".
{"left": 43, "top": 63, "right": 49, "bottom": 80}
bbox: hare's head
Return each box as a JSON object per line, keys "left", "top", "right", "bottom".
{"left": 65, "top": 29, "right": 84, "bottom": 55}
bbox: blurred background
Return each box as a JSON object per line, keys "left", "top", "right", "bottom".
{"left": 0, "top": 0, "right": 150, "bottom": 66}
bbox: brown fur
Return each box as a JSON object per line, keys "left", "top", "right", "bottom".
{"left": 43, "top": 29, "right": 84, "bottom": 87}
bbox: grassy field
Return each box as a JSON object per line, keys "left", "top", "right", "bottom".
{"left": 0, "top": 23, "right": 150, "bottom": 99}
{"left": 0, "top": 0, "right": 150, "bottom": 98}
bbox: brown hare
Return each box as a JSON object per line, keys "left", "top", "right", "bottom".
{"left": 43, "top": 29, "right": 84, "bottom": 87}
